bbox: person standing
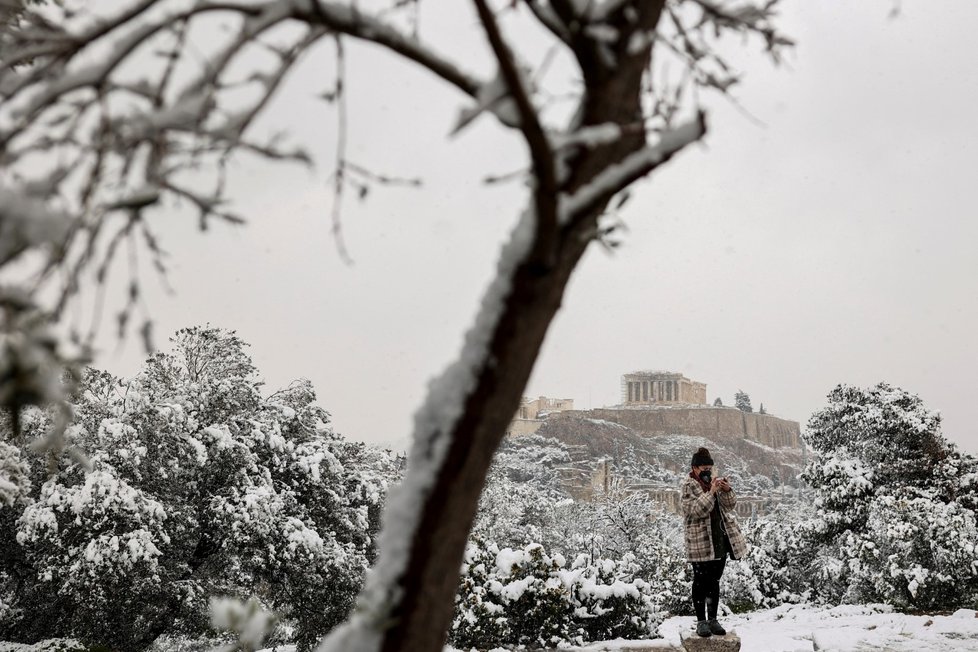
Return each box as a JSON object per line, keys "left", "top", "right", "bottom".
{"left": 681, "top": 447, "right": 749, "bottom": 638}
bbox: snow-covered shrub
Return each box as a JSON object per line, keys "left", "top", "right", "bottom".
{"left": 800, "top": 383, "right": 978, "bottom": 611}
{"left": 0, "top": 442, "right": 30, "bottom": 507}
{"left": 569, "top": 552, "right": 663, "bottom": 642}
{"left": 0, "top": 327, "right": 398, "bottom": 651}
{"left": 839, "top": 491, "right": 978, "bottom": 609}
{"left": 722, "top": 505, "right": 811, "bottom": 612}
{"left": 450, "top": 541, "right": 661, "bottom": 649}
{"left": 474, "top": 439, "right": 691, "bottom": 617}
{"left": 471, "top": 435, "right": 573, "bottom": 550}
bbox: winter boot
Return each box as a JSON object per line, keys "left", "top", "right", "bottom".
{"left": 707, "top": 618, "right": 726, "bottom": 635}
{"left": 695, "top": 620, "right": 713, "bottom": 637}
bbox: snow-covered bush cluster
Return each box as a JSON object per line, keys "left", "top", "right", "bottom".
{"left": 457, "top": 435, "right": 688, "bottom": 647}
{"left": 800, "top": 383, "right": 978, "bottom": 611}
{"left": 472, "top": 435, "right": 691, "bottom": 611}
{"left": 451, "top": 541, "right": 662, "bottom": 649}
{"left": 727, "top": 383, "right": 978, "bottom": 613}
{"left": 0, "top": 327, "right": 402, "bottom": 651}
{"left": 720, "top": 503, "right": 810, "bottom": 612}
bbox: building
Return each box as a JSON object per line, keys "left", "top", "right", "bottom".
{"left": 507, "top": 396, "right": 575, "bottom": 437}
{"left": 621, "top": 370, "right": 707, "bottom": 406}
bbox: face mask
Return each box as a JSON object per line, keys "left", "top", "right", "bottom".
{"left": 699, "top": 470, "right": 712, "bottom": 484}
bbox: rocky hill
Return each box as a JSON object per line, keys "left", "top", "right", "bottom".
{"left": 533, "top": 408, "right": 807, "bottom": 514}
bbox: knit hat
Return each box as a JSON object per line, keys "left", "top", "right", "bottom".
{"left": 691, "top": 447, "right": 714, "bottom": 467}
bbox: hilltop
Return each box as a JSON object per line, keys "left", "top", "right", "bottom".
{"left": 532, "top": 407, "right": 807, "bottom": 513}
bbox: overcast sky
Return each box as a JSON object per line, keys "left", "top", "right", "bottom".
{"left": 78, "top": 1, "right": 978, "bottom": 455}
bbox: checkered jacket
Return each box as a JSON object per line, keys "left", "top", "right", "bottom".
{"left": 680, "top": 476, "right": 749, "bottom": 563}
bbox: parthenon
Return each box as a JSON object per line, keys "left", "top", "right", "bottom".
{"left": 621, "top": 370, "right": 707, "bottom": 406}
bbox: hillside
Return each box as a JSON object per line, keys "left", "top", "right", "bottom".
{"left": 535, "top": 410, "right": 807, "bottom": 501}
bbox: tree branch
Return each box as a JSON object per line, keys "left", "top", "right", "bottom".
{"left": 472, "top": 0, "right": 558, "bottom": 248}
{"left": 293, "top": 1, "right": 482, "bottom": 99}
{"left": 524, "top": 0, "right": 572, "bottom": 43}
{"left": 560, "top": 111, "right": 707, "bottom": 225}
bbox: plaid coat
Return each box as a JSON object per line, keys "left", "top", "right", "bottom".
{"left": 680, "top": 476, "right": 749, "bottom": 562}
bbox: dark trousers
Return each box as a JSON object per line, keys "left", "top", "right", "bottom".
{"left": 691, "top": 558, "right": 726, "bottom": 621}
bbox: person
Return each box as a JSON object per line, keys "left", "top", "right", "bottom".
{"left": 680, "top": 447, "right": 749, "bottom": 638}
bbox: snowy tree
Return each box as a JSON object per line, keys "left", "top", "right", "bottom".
{"left": 734, "top": 390, "right": 753, "bottom": 413}
{"left": 1, "top": 327, "right": 394, "bottom": 651}
{"left": 471, "top": 435, "right": 573, "bottom": 548}
{"left": 474, "top": 445, "right": 691, "bottom": 617}
{"left": 0, "top": 2, "right": 792, "bottom": 650}
{"left": 800, "top": 383, "right": 978, "bottom": 610}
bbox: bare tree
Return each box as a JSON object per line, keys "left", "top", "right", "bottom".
{"left": 0, "top": 1, "right": 790, "bottom": 651}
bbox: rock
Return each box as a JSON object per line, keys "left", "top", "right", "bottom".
{"left": 680, "top": 629, "right": 741, "bottom": 652}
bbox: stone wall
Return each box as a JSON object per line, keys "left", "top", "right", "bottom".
{"left": 563, "top": 406, "right": 802, "bottom": 449}
{"left": 507, "top": 419, "right": 544, "bottom": 437}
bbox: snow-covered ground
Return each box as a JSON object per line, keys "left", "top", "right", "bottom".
{"left": 467, "top": 604, "right": 978, "bottom": 652}
{"left": 603, "top": 604, "right": 978, "bottom": 652}
{"left": 4, "top": 604, "right": 976, "bottom": 652}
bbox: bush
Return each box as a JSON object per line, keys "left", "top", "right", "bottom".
{"left": 451, "top": 541, "right": 661, "bottom": 650}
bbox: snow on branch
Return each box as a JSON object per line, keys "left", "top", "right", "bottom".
{"left": 293, "top": 0, "right": 483, "bottom": 98}
{"left": 558, "top": 112, "right": 707, "bottom": 225}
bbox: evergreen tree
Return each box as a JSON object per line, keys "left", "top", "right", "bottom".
{"left": 713, "top": 397, "right": 723, "bottom": 407}
{"left": 800, "top": 383, "right": 978, "bottom": 610}
{"left": 759, "top": 403, "right": 766, "bottom": 414}
{"left": 734, "top": 390, "right": 753, "bottom": 413}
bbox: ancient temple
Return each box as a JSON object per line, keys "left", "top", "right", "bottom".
{"left": 621, "top": 370, "right": 707, "bottom": 406}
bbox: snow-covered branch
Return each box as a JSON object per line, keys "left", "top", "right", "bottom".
{"left": 293, "top": 0, "right": 483, "bottom": 99}
{"left": 559, "top": 112, "right": 707, "bottom": 225}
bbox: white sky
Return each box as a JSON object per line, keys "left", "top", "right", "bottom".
{"left": 75, "top": 1, "right": 978, "bottom": 454}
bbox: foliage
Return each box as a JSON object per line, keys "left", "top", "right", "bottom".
{"left": 721, "top": 504, "right": 810, "bottom": 612}
{"left": 450, "top": 541, "right": 661, "bottom": 650}
{"left": 0, "top": 327, "right": 397, "bottom": 651}
{"left": 471, "top": 435, "right": 573, "bottom": 548}
{"left": 734, "top": 390, "right": 753, "bottom": 413}
{"left": 474, "top": 441, "right": 691, "bottom": 617}
{"left": 799, "top": 383, "right": 978, "bottom": 610}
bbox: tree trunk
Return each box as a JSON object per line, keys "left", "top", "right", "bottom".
{"left": 378, "top": 211, "right": 597, "bottom": 652}
{"left": 329, "top": 4, "right": 680, "bottom": 652}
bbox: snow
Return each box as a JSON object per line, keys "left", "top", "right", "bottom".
{"left": 442, "top": 605, "right": 978, "bottom": 651}
{"left": 455, "top": 601, "right": 978, "bottom": 652}
{"left": 656, "top": 604, "right": 978, "bottom": 652}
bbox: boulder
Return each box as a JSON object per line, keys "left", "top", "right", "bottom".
{"left": 680, "top": 630, "right": 741, "bottom": 652}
